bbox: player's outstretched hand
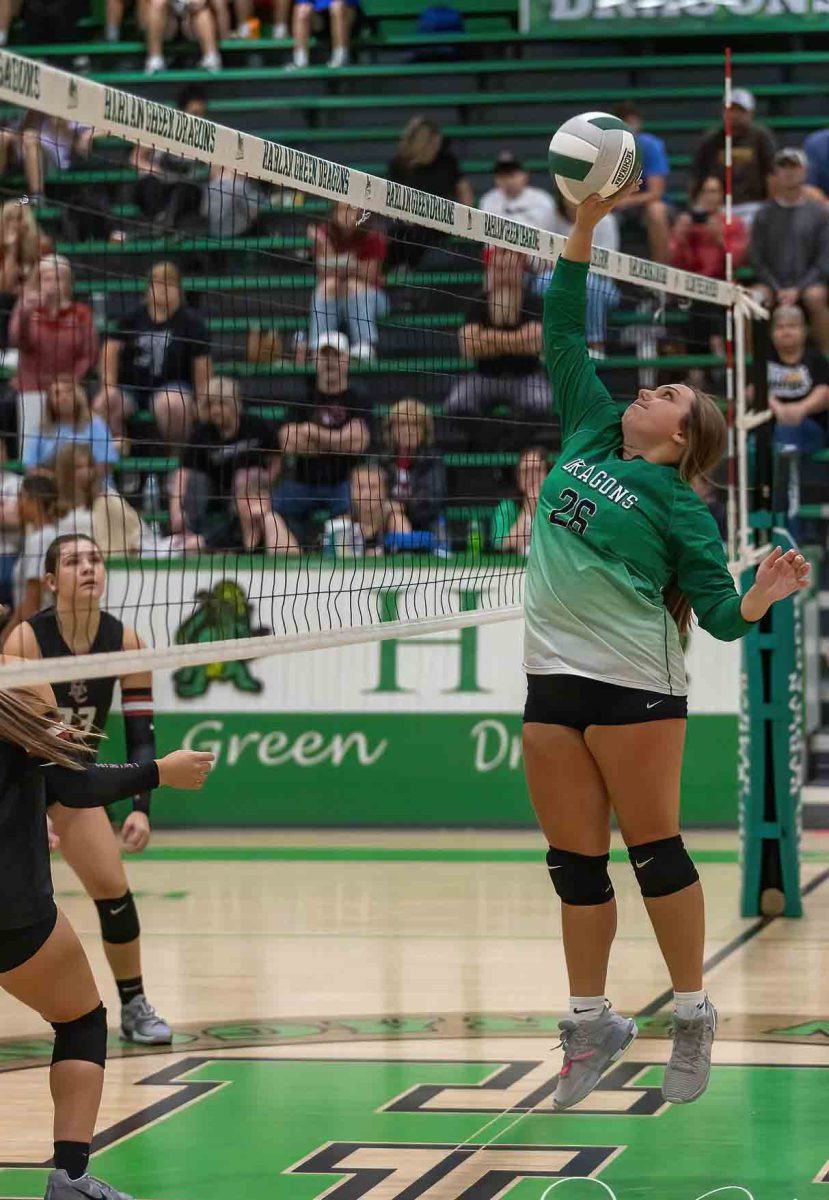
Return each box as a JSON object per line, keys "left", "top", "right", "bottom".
{"left": 574, "top": 179, "right": 641, "bottom": 229}
{"left": 156, "top": 750, "right": 215, "bottom": 790}
{"left": 754, "top": 545, "right": 810, "bottom": 604}
{"left": 121, "top": 810, "right": 151, "bottom": 852}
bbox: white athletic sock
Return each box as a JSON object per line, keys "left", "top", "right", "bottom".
{"left": 569, "top": 996, "right": 608, "bottom": 1024}
{"left": 292, "top": 46, "right": 309, "bottom": 67}
{"left": 673, "top": 989, "right": 707, "bottom": 1020}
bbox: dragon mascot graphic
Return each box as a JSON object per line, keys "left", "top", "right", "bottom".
{"left": 173, "top": 581, "right": 268, "bottom": 699}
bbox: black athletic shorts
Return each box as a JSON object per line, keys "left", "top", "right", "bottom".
{"left": 0, "top": 902, "right": 58, "bottom": 974}
{"left": 523, "top": 673, "right": 688, "bottom": 731}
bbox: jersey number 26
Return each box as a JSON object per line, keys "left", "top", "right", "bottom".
{"left": 549, "top": 488, "right": 597, "bottom": 537}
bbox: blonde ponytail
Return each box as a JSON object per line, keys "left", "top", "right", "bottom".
{"left": 0, "top": 689, "right": 96, "bottom": 769}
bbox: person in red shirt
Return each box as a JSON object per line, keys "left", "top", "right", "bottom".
{"left": 9, "top": 255, "right": 99, "bottom": 461}
{"left": 670, "top": 176, "right": 748, "bottom": 280}
{"left": 308, "top": 202, "right": 388, "bottom": 361}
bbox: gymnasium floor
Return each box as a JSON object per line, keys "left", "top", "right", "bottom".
{"left": 1, "top": 828, "right": 828, "bottom": 1200}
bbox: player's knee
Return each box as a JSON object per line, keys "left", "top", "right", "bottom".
{"left": 95, "top": 890, "right": 140, "bottom": 945}
{"left": 628, "top": 835, "right": 698, "bottom": 898}
{"left": 546, "top": 846, "right": 614, "bottom": 906}
{"left": 51, "top": 1002, "right": 107, "bottom": 1067}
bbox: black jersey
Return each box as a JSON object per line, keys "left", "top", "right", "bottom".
{"left": 29, "top": 610, "right": 124, "bottom": 748}
{"left": 0, "top": 741, "right": 159, "bottom": 932}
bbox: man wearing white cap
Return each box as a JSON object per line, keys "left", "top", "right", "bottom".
{"left": 690, "top": 88, "right": 776, "bottom": 227}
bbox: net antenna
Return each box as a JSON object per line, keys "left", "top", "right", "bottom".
{"left": 0, "top": 51, "right": 759, "bottom": 688}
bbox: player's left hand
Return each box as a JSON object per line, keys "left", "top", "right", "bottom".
{"left": 121, "top": 811, "right": 151, "bottom": 853}
{"left": 754, "top": 545, "right": 811, "bottom": 604}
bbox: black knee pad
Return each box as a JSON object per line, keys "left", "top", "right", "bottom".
{"left": 546, "top": 846, "right": 614, "bottom": 906}
{"left": 95, "top": 890, "right": 140, "bottom": 945}
{"left": 51, "top": 1002, "right": 107, "bottom": 1067}
{"left": 628, "top": 835, "right": 699, "bottom": 898}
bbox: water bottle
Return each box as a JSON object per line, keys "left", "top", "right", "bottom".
{"left": 142, "top": 473, "right": 162, "bottom": 535}
{"left": 466, "top": 514, "right": 482, "bottom": 559}
{"left": 433, "top": 513, "right": 450, "bottom": 559}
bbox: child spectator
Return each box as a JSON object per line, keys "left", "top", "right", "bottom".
{"left": 767, "top": 305, "right": 829, "bottom": 453}
{"left": 447, "top": 248, "right": 548, "bottom": 428}
{"left": 22, "top": 377, "right": 118, "bottom": 475}
{"left": 349, "top": 462, "right": 409, "bottom": 555}
{"left": 751, "top": 149, "right": 829, "bottom": 352}
{"left": 382, "top": 398, "right": 446, "bottom": 532}
{"left": 612, "top": 101, "right": 671, "bottom": 263}
{"left": 309, "top": 202, "right": 388, "bottom": 361}
{"left": 491, "top": 445, "right": 548, "bottom": 554}
{"left": 10, "top": 473, "right": 62, "bottom": 622}
{"left": 95, "top": 260, "right": 211, "bottom": 446}
{"left": 274, "top": 334, "right": 369, "bottom": 541}
{"left": 691, "top": 89, "right": 775, "bottom": 227}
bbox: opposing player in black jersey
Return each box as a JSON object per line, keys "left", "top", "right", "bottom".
{"left": 6, "top": 534, "right": 171, "bottom": 1044}
{"left": 0, "top": 663, "right": 212, "bottom": 1200}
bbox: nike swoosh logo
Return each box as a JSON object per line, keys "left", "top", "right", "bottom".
{"left": 646, "top": 700, "right": 663, "bottom": 709}
{"left": 549, "top": 865, "right": 562, "bottom": 870}
{"left": 634, "top": 857, "right": 654, "bottom": 868}
{"left": 573, "top": 1007, "right": 599, "bottom": 1014}
{"left": 109, "top": 903, "right": 128, "bottom": 916}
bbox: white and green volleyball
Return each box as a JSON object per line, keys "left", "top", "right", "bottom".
{"left": 548, "top": 112, "right": 641, "bottom": 206}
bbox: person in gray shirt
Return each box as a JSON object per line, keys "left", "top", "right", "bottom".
{"left": 751, "top": 147, "right": 829, "bottom": 351}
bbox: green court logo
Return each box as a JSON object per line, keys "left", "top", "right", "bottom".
{"left": 173, "top": 581, "right": 268, "bottom": 699}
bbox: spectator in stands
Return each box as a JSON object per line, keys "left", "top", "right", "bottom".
{"left": 446, "top": 248, "right": 547, "bottom": 431}
{"left": 490, "top": 445, "right": 548, "bottom": 555}
{"left": 17, "top": 112, "right": 94, "bottom": 206}
{"left": 54, "top": 443, "right": 98, "bottom": 540}
{"left": 382, "top": 398, "right": 446, "bottom": 532}
{"left": 804, "top": 128, "right": 829, "bottom": 201}
{"left": 144, "top": 0, "right": 222, "bottom": 74}
{"left": 387, "top": 117, "right": 474, "bottom": 268}
{"left": 170, "top": 375, "right": 297, "bottom": 553}
{"left": 545, "top": 190, "right": 619, "bottom": 356}
{"left": 670, "top": 176, "right": 748, "bottom": 279}
{"left": 480, "top": 152, "right": 555, "bottom": 231}
{"left": 288, "top": 0, "right": 359, "bottom": 69}
{"left": 9, "top": 474, "right": 59, "bottom": 623}
{"left": 274, "top": 333, "right": 369, "bottom": 540}
{"left": 132, "top": 85, "right": 208, "bottom": 230}
{"left": 0, "top": 200, "right": 51, "bottom": 347}
{"left": 0, "top": 439, "right": 19, "bottom": 609}
{"left": 751, "top": 148, "right": 829, "bottom": 352}
{"left": 691, "top": 88, "right": 775, "bottom": 227}
{"left": 309, "top": 202, "right": 388, "bottom": 361}
{"left": 612, "top": 101, "right": 671, "bottom": 263}
{"left": 22, "top": 377, "right": 118, "bottom": 475}
{"left": 9, "top": 254, "right": 99, "bottom": 455}
{"left": 349, "top": 463, "right": 409, "bottom": 554}
{"left": 95, "top": 260, "right": 211, "bottom": 446}
{"left": 767, "top": 305, "right": 829, "bottom": 452}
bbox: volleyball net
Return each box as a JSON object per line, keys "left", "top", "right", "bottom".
{"left": 0, "top": 51, "right": 767, "bottom": 687}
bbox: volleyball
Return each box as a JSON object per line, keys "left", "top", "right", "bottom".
{"left": 548, "top": 112, "right": 642, "bottom": 206}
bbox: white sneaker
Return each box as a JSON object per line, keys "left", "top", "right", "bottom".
{"left": 199, "top": 50, "right": 222, "bottom": 72}
{"left": 272, "top": 22, "right": 288, "bottom": 38}
{"left": 327, "top": 46, "right": 350, "bottom": 68}
{"left": 287, "top": 47, "right": 309, "bottom": 69}
{"left": 144, "top": 54, "right": 165, "bottom": 74}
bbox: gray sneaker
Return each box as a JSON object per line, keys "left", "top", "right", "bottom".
{"left": 120, "top": 994, "right": 172, "bottom": 1045}
{"left": 553, "top": 1007, "right": 638, "bottom": 1110}
{"left": 663, "top": 998, "right": 717, "bottom": 1104}
{"left": 45, "top": 1170, "right": 133, "bottom": 1200}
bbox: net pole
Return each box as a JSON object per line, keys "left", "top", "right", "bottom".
{"left": 724, "top": 45, "right": 738, "bottom": 565}
{"left": 735, "top": 299, "right": 750, "bottom": 565}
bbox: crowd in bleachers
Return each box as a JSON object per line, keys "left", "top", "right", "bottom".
{"left": 0, "top": 4, "right": 825, "bottom": 627}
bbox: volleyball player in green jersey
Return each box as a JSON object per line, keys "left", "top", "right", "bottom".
{"left": 524, "top": 187, "right": 810, "bottom": 1109}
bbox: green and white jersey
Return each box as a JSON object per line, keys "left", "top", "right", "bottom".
{"left": 524, "top": 257, "right": 752, "bottom": 696}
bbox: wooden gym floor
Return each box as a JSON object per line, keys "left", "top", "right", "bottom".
{"left": 0, "top": 828, "right": 828, "bottom": 1200}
